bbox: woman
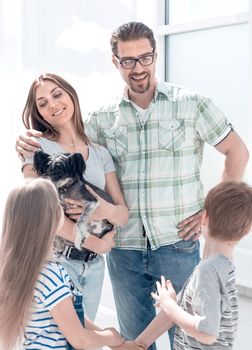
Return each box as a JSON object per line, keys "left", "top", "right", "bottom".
{"left": 0, "top": 178, "right": 124, "bottom": 349}
{"left": 21, "top": 73, "right": 128, "bottom": 320}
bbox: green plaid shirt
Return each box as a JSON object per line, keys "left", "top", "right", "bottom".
{"left": 85, "top": 82, "right": 232, "bottom": 250}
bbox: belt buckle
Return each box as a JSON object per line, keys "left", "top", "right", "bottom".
{"left": 63, "top": 245, "right": 73, "bottom": 260}
{"left": 87, "top": 252, "right": 96, "bottom": 262}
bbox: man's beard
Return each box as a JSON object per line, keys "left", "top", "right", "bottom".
{"left": 129, "top": 73, "right": 151, "bottom": 94}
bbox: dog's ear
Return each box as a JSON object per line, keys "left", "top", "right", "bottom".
{"left": 33, "top": 150, "right": 51, "bottom": 176}
{"left": 68, "top": 153, "right": 86, "bottom": 177}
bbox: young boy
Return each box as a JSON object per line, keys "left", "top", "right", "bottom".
{"left": 130, "top": 181, "right": 252, "bottom": 350}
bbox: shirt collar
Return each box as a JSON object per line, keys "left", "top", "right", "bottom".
{"left": 120, "top": 81, "right": 170, "bottom": 106}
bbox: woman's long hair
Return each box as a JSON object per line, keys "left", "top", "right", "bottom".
{"left": 22, "top": 73, "right": 89, "bottom": 143}
{"left": 0, "top": 178, "right": 61, "bottom": 349}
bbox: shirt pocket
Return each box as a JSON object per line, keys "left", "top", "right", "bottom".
{"left": 103, "top": 126, "right": 128, "bottom": 158}
{"left": 158, "top": 119, "right": 185, "bottom": 151}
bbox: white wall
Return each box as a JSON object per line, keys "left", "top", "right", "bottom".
{"left": 167, "top": 23, "right": 250, "bottom": 188}
{"left": 161, "top": 1, "right": 252, "bottom": 256}
{"left": 0, "top": 0, "right": 137, "bottom": 216}
{"left": 1, "top": 0, "right": 252, "bottom": 251}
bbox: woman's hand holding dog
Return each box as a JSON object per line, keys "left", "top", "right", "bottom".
{"left": 63, "top": 187, "right": 120, "bottom": 223}
{"left": 63, "top": 183, "right": 128, "bottom": 227}
{"left": 82, "top": 229, "right": 116, "bottom": 254}
{"left": 63, "top": 194, "right": 117, "bottom": 254}
{"left": 85, "top": 185, "right": 115, "bottom": 221}
{"left": 86, "top": 184, "right": 129, "bottom": 226}
{"left": 63, "top": 199, "right": 84, "bottom": 221}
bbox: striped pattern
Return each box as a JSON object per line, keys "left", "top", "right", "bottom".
{"left": 85, "top": 82, "right": 232, "bottom": 250}
{"left": 174, "top": 254, "right": 238, "bottom": 349}
{"left": 23, "top": 262, "right": 72, "bottom": 349}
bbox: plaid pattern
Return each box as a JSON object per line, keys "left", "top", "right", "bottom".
{"left": 85, "top": 82, "right": 232, "bottom": 250}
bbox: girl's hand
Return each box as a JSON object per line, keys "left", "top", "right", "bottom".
{"left": 151, "top": 276, "right": 177, "bottom": 310}
{"left": 104, "top": 327, "right": 125, "bottom": 347}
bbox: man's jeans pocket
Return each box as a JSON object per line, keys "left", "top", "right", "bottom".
{"left": 172, "top": 238, "right": 199, "bottom": 253}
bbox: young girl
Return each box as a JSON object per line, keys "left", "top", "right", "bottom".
{"left": 0, "top": 178, "right": 124, "bottom": 350}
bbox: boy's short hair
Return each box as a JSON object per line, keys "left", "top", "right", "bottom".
{"left": 110, "top": 21, "right": 156, "bottom": 56}
{"left": 204, "top": 181, "right": 252, "bottom": 241}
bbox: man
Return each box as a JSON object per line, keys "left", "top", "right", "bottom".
{"left": 16, "top": 22, "right": 249, "bottom": 350}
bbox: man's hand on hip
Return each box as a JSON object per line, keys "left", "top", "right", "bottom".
{"left": 16, "top": 129, "right": 42, "bottom": 161}
{"left": 177, "top": 210, "right": 203, "bottom": 241}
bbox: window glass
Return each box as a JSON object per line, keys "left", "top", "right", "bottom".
{"left": 166, "top": 24, "right": 248, "bottom": 134}
{"left": 165, "top": 23, "right": 249, "bottom": 191}
{"left": 168, "top": 0, "right": 249, "bottom": 24}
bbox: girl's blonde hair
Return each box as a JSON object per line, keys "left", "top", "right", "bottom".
{"left": 0, "top": 178, "right": 61, "bottom": 349}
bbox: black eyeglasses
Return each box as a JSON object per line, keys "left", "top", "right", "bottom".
{"left": 116, "top": 48, "right": 155, "bottom": 69}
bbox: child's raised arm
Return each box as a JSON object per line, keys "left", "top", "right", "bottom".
{"left": 152, "top": 276, "right": 217, "bottom": 345}
{"left": 134, "top": 310, "right": 174, "bottom": 349}
{"left": 110, "top": 340, "right": 146, "bottom": 350}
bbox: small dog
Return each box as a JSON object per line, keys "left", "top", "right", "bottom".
{"left": 33, "top": 150, "right": 114, "bottom": 250}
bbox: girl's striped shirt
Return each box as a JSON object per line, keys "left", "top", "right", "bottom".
{"left": 23, "top": 261, "right": 72, "bottom": 349}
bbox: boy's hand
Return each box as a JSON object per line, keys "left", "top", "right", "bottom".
{"left": 110, "top": 340, "right": 147, "bottom": 350}
{"left": 151, "top": 276, "right": 177, "bottom": 310}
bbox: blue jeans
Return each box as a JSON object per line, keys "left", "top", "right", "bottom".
{"left": 107, "top": 239, "right": 200, "bottom": 350}
{"left": 58, "top": 254, "right": 105, "bottom": 321}
{"left": 67, "top": 295, "right": 85, "bottom": 350}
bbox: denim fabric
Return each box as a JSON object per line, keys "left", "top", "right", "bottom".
{"left": 107, "top": 239, "right": 200, "bottom": 350}
{"left": 58, "top": 254, "right": 105, "bottom": 321}
{"left": 67, "top": 294, "right": 85, "bottom": 350}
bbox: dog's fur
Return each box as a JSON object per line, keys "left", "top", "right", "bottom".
{"left": 33, "top": 150, "right": 114, "bottom": 250}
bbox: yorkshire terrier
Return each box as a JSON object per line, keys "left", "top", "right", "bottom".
{"left": 33, "top": 151, "right": 114, "bottom": 250}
